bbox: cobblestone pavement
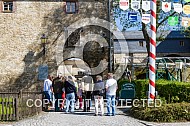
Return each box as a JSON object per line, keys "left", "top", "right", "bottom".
{"left": 0, "top": 108, "right": 190, "bottom": 126}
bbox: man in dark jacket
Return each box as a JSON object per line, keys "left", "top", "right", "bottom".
{"left": 65, "top": 76, "right": 76, "bottom": 113}
{"left": 52, "top": 73, "right": 64, "bottom": 112}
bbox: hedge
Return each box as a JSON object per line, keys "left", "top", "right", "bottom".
{"left": 130, "top": 102, "right": 190, "bottom": 122}
{"left": 117, "top": 79, "right": 190, "bottom": 103}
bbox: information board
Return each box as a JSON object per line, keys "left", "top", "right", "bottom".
{"left": 38, "top": 65, "right": 48, "bottom": 80}
{"left": 119, "top": 83, "right": 135, "bottom": 99}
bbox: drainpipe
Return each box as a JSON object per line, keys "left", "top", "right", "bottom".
{"left": 108, "top": 0, "right": 113, "bottom": 72}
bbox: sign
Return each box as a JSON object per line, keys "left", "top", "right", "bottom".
{"left": 142, "top": 1, "right": 150, "bottom": 11}
{"left": 173, "top": 3, "right": 182, "bottom": 13}
{"left": 168, "top": 16, "right": 178, "bottom": 26}
{"left": 121, "top": 83, "right": 134, "bottom": 90}
{"left": 38, "top": 65, "right": 48, "bottom": 80}
{"left": 131, "top": 0, "right": 140, "bottom": 11}
{"left": 119, "top": 0, "right": 129, "bottom": 11}
{"left": 128, "top": 12, "right": 138, "bottom": 22}
{"left": 182, "top": 17, "right": 190, "bottom": 27}
{"left": 183, "top": 5, "right": 190, "bottom": 15}
{"left": 119, "top": 83, "right": 135, "bottom": 99}
{"left": 142, "top": 14, "right": 150, "bottom": 24}
{"left": 162, "top": 2, "right": 171, "bottom": 12}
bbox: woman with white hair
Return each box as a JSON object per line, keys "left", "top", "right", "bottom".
{"left": 93, "top": 75, "right": 105, "bottom": 116}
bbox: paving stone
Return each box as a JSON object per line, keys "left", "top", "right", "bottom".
{"left": 0, "top": 108, "right": 190, "bottom": 126}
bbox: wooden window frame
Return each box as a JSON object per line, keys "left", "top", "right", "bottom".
{"left": 2, "top": 0, "right": 13, "bottom": 13}
{"left": 139, "top": 41, "right": 144, "bottom": 47}
{"left": 66, "top": 1, "right": 77, "bottom": 14}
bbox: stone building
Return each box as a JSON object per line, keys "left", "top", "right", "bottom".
{"left": 113, "top": 31, "right": 148, "bottom": 80}
{"left": 0, "top": 0, "right": 113, "bottom": 90}
{"left": 114, "top": 31, "right": 148, "bottom": 65}
{"left": 157, "top": 31, "right": 190, "bottom": 57}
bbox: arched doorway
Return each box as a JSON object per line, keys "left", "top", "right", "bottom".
{"left": 57, "top": 57, "right": 91, "bottom": 78}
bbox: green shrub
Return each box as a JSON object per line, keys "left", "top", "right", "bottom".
{"left": 130, "top": 102, "right": 190, "bottom": 122}
{"left": 132, "top": 79, "right": 190, "bottom": 103}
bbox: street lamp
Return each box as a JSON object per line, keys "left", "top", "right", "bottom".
{"left": 41, "top": 34, "right": 48, "bottom": 55}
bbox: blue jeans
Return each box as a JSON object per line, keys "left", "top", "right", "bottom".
{"left": 106, "top": 95, "right": 116, "bottom": 116}
{"left": 66, "top": 92, "right": 75, "bottom": 113}
{"left": 44, "top": 91, "right": 51, "bottom": 102}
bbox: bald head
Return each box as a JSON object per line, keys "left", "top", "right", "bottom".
{"left": 107, "top": 73, "right": 113, "bottom": 79}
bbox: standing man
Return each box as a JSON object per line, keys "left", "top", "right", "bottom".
{"left": 105, "top": 73, "right": 117, "bottom": 116}
{"left": 126, "top": 68, "right": 131, "bottom": 83}
{"left": 65, "top": 76, "right": 76, "bottom": 113}
{"left": 43, "top": 75, "right": 53, "bottom": 111}
{"left": 52, "top": 73, "right": 64, "bottom": 112}
{"left": 81, "top": 73, "right": 94, "bottom": 112}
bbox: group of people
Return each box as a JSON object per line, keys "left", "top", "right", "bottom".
{"left": 43, "top": 72, "right": 118, "bottom": 116}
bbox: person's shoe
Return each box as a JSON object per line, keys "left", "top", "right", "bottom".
{"left": 100, "top": 114, "right": 104, "bottom": 116}
{"left": 106, "top": 114, "right": 111, "bottom": 116}
{"left": 65, "top": 111, "right": 69, "bottom": 114}
{"left": 112, "top": 114, "right": 116, "bottom": 116}
{"left": 94, "top": 114, "right": 98, "bottom": 116}
{"left": 79, "top": 107, "right": 83, "bottom": 110}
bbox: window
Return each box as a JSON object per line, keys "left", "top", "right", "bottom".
{"left": 3, "top": 1, "right": 13, "bottom": 12}
{"left": 66, "top": 1, "right": 77, "bottom": 13}
{"left": 139, "top": 41, "right": 144, "bottom": 47}
{"left": 180, "top": 41, "right": 184, "bottom": 46}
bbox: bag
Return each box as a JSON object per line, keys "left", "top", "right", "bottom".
{"left": 98, "top": 89, "right": 105, "bottom": 96}
{"left": 93, "top": 89, "right": 105, "bottom": 96}
{"left": 62, "top": 92, "right": 65, "bottom": 99}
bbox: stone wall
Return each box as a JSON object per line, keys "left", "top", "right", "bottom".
{"left": 0, "top": 0, "right": 110, "bottom": 91}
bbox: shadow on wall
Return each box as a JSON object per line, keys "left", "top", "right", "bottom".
{"left": 41, "top": 2, "right": 109, "bottom": 74}
{"left": 5, "top": 51, "right": 43, "bottom": 91}
{"left": 3, "top": 1, "right": 108, "bottom": 91}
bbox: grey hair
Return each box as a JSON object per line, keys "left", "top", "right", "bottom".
{"left": 96, "top": 75, "right": 102, "bottom": 81}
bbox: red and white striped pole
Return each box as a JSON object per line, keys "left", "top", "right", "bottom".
{"left": 149, "top": 0, "right": 156, "bottom": 100}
